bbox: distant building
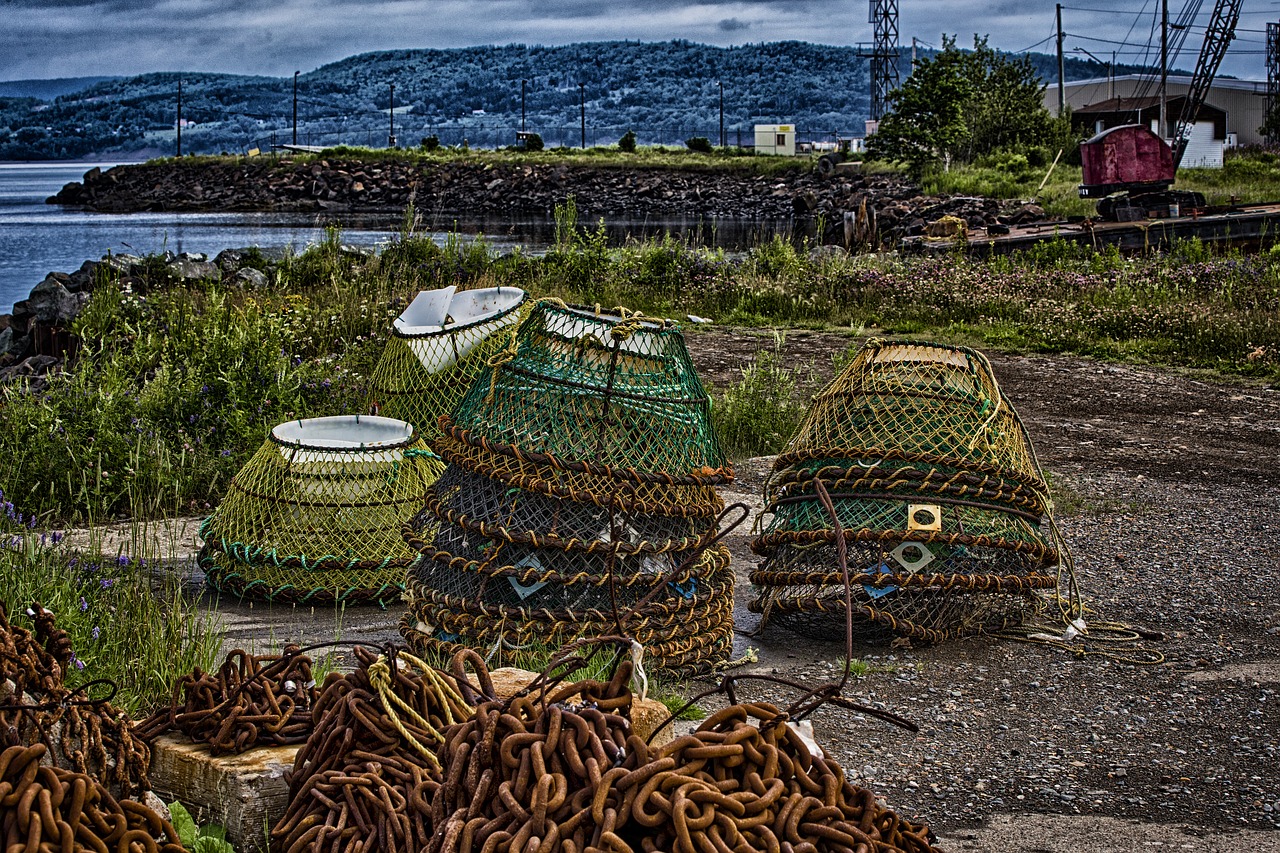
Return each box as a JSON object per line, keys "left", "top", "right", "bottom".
{"left": 754, "top": 124, "right": 795, "bottom": 156}
{"left": 1047, "top": 74, "right": 1266, "bottom": 148}
{"left": 1071, "top": 95, "right": 1227, "bottom": 168}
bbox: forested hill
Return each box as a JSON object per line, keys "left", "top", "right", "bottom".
{"left": 0, "top": 40, "right": 1142, "bottom": 160}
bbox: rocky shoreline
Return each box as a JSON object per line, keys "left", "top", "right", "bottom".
{"left": 47, "top": 157, "right": 1050, "bottom": 242}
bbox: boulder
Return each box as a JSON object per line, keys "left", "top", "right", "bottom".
{"left": 166, "top": 258, "right": 221, "bottom": 282}
{"left": 234, "top": 268, "right": 269, "bottom": 288}
{"left": 14, "top": 277, "right": 81, "bottom": 326}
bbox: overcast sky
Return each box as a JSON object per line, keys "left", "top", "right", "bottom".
{"left": 0, "top": 0, "right": 1272, "bottom": 82}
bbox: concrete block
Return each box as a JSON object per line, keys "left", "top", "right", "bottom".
{"left": 147, "top": 734, "right": 296, "bottom": 852}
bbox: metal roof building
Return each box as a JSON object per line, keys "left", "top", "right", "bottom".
{"left": 1045, "top": 73, "right": 1268, "bottom": 148}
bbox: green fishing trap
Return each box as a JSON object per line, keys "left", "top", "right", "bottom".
{"left": 200, "top": 415, "right": 443, "bottom": 606}
{"left": 750, "top": 340, "right": 1072, "bottom": 642}
{"left": 401, "top": 301, "right": 736, "bottom": 674}
{"left": 447, "top": 299, "right": 728, "bottom": 478}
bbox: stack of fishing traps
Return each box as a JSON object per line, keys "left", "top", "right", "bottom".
{"left": 751, "top": 340, "right": 1069, "bottom": 642}
{"left": 402, "top": 300, "right": 734, "bottom": 674}
{"left": 200, "top": 415, "right": 442, "bottom": 606}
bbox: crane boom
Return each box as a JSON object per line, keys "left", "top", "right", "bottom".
{"left": 1171, "top": 0, "right": 1242, "bottom": 169}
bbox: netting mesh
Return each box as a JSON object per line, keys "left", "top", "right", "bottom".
{"left": 449, "top": 300, "right": 728, "bottom": 477}
{"left": 402, "top": 301, "right": 735, "bottom": 673}
{"left": 751, "top": 340, "right": 1072, "bottom": 642}
{"left": 400, "top": 545, "right": 735, "bottom": 676}
{"left": 367, "top": 286, "right": 528, "bottom": 439}
{"left": 201, "top": 415, "right": 443, "bottom": 605}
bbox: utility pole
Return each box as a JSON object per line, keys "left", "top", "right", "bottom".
{"left": 1056, "top": 4, "right": 1065, "bottom": 114}
{"left": 579, "top": 83, "right": 585, "bottom": 149}
{"left": 867, "top": 0, "right": 901, "bottom": 121}
{"left": 1160, "top": 0, "right": 1169, "bottom": 140}
{"left": 718, "top": 80, "right": 725, "bottom": 148}
{"left": 176, "top": 77, "right": 182, "bottom": 157}
{"left": 388, "top": 82, "right": 396, "bottom": 148}
{"left": 1268, "top": 22, "right": 1280, "bottom": 145}
{"left": 292, "top": 70, "right": 299, "bottom": 146}
{"left": 521, "top": 78, "right": 526, "bottom": 132}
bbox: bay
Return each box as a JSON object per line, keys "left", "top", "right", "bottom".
{"left": 1, "top": 160, "right": 795, "bottom": 315}
{"left": 0, "top": 161, "right": 414, "bottom": 313}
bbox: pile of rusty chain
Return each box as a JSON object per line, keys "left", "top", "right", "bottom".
{"left": 0, "top": 743, "right": 186, "bottom": 853}
{"left": 427, "top": 657, "right": 643, "bottom": 853}
{"left": 0, "top": 602, "right": 149, "bottom": 799}
{"left": 136, "top": 646, "right": 319, "bottom": 754}
{"left": 427, "top": 644, "right": 937, "bottom": 853}
{"left": 635, "top": 702, "right": 938, "bottom": 853}
{"left": 270, "top": 645, "right": 474, "bottom": 853}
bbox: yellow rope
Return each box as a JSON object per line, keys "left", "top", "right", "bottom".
{"left": 367, "top": 655, "right": 444, "bottom": 768}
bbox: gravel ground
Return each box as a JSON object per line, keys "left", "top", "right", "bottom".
{"left": 195, "top": 332, "right": 1280, "bottom": 851}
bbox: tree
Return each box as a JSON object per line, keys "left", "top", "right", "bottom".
{"left": 618, "top": 130, "right": 637, "bottom": 152}
{"left": 869, "top": 35, "right": 1058, "bottom": 172}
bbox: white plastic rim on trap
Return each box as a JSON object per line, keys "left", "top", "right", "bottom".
{"left": 394, "top": 286, "right": 526, "bottom": 373}
{"left": 273, "top": 415, "right": 417, "bottom": 464}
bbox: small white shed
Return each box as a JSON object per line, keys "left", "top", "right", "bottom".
{"left": 754, "top": 124, "right": 796, "bottom": 156}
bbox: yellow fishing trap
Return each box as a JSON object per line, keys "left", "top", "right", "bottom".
{"left": 750, "top": 339, "right": 1073, "bottom": 642}
{"left": 200, "top": 415, "right": 443, "bottom": 606}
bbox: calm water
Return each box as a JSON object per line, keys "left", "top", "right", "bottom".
{"left": 1, "top": 161, "right": 795, "bottom": 313}
{"left": 0, "top": 162, "right": 418, "bottom": 313}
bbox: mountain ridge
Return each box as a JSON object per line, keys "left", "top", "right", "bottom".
{"left": 0, "top": 40, "right": 1148, "bottom": 160}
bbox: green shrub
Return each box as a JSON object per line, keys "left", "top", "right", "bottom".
{"left": 420, "top": 135, "right": 439, "bottom": 151}
{"left": 685, "top": 136, "right": 713, "bottom": 154}
{"left": 711, "top": 335, "right": 810, "bottom": 458}
{"left": 618, "top": 130, "right": 637, "bottom": 153}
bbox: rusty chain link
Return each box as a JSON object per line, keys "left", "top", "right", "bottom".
{"left": 0, "top": 602, "right": 149, "bottom": 799}
{"left": 136, "top": 646, "right": 319, "bottom": 754}
{"left": 0, "top": 743, "right": 186, "bottom": 853}
{"left": 270, "top": 645, "right": 473, "bottom": 853}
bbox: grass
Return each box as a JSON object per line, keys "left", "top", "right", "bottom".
{"left": 0, "top": 506, "right": 221, "bottom": 715}
{"left": 2, "top": 213, "right": 1276, "bottom": 524}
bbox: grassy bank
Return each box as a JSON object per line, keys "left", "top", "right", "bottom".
{"left": 2, "top": 219, "right": 1275, "bottom": 525}
{"left": 2, "top": 215, "right": 1277, "bottom": 711}
{"left": 155, "top": 142, "right": 813, "bottom": 177}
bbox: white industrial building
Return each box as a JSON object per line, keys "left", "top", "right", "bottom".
{"left": 1045, "top": 74, "right": 1268, "bottom": 159}
{"left": 754, "top": 124, "right": 796, "bottom": 156}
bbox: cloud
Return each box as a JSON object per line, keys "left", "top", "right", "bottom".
{"left": 0, "top": 0, "right": 1266, "bottom": 81}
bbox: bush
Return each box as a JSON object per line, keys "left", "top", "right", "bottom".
{"left": 521, "top": 132, "right": 544, "bottom": 152}
{"left": 420, "top": 135, "right": 439, "bottom": 151}
{"left": 685, "top": 136, "right": 713, "bottom": 154}
{"left": 618, "top": 130, "right": 637, "bottom": 153}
